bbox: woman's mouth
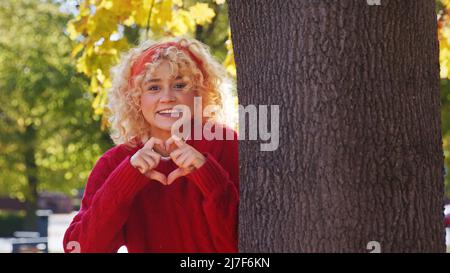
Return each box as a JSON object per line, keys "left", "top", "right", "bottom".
{"left": 156, "top": 108, "right": 182, "bottom": 118}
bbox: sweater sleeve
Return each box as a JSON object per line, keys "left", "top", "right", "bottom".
{"left": 63, "top": 150, "right": 149, "bottom": 253}
{"left": 186, "top": 132, "right": 239, "bottom": 253}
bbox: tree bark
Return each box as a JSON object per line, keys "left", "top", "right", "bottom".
{"left": 228, "top": 0, "right": 445, "bottom": 252}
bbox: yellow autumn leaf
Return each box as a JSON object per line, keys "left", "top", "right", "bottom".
{"left": 167, "top": 9, "right": 195, "bottom": 36}
{"left": 224, "top": 52, "right": 236, "bottom": 77}
{"left": 87, "top": 8, "right": 118, "bottom": 40}
{"left": 76, "top": 52, "right": 90, "bottom": 75}
{"left": 109, "top": 0, "right": 133, "bottom": 17}
{"left": 70, "top": 43, "right": 85, "bottom": 58}
{"left": 131, "top": 0, "right": 153, "bottom": 26}
{"left": 101, "top": 114, "right": 111, "bottom": 131}
{"left": 90, "top": 76, "right": 99, "bottom": 93}
{"left": 92, "top": 90, "right": 107, "bottom": 115}
{"left": 123, "top": 16, "right": 135, "bottom": 26}
{"left": 443, "top": 0, "right": 450, "bottom": 8}
{"left": 156, "top": 0, "right": 173, "bottom": 23}
{"left": 224, "top": 28, "right": 236, "bottom": 76}
{"left": 105, "top": 0, "right": 133, "bottom": 24}
{"left": 173, "top": 0, "right": 183, "bottom": 7}
{"left": 439, "top": 16, "right": 450, "bottom": 78}
{"left": 99, "top": 0, "right": 114, "bottom": 10}
{"left": 188, "top": 3, "right": 215, "bottom": 25}
{"left": 78, "top": 0, "right": 91, "bottom": 17}
{"left": 67, "top": 15, "right": 89, "bottom": 40}
{"left": 150, "top": 0, "right": 173, "bottom": 35}
{"left": 96, "top": 69, "right": 106, "bottom": 84}
{"left": 103, "top": 77, "right": 112, "bottom": 90}
{"left": 66, "top": 20, "right": 80, "bottom": 40}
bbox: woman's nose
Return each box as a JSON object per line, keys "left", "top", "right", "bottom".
{"left": 159, "top": 87, "right": 175, "bottom": 103}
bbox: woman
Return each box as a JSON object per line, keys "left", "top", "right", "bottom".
{"left": 63, "top": 37, "right": 239, "bottom": 253}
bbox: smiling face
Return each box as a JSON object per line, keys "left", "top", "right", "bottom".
{"left": 140, "top": 60, "right": 195, "bottom": 138}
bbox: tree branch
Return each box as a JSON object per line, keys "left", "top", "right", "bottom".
{"left": 145, "top": 0, "right": 156, "bottom": 40}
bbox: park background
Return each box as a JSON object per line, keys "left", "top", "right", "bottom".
{"left": 0, "top": 0, "right": 449, "bottom": 252}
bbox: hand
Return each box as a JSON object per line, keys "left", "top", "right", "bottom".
{"left": 130, "top": 137, "right": 167, "bottom": 185}
{"left": 166, "top": 135, "right": 206, "bottom": 185}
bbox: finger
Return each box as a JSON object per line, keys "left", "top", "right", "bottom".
{"left": 169, "top": 146, "right": 188, "bottom": 162}
{"left": 181, "top": 154, "right": 196, "bottom": 171}
{"left": 134, "top": 157, "right": 149, "bottom": 174}
{"left": 147, "top": 150, "right": 161, "bottom": 166}
{"left": 167, "top": 168, "right": 186, "bottom": 185}
{"left": 172, "top": 149, "right": 191, "bottom": 167}
{"left": 144, "top": 137, "right": 164, "bottom": 150}
{"left": 176, "top": 153, "right": 196, "bottom": 172}
{"left": 143, "top": 148, "right": 161, "bottom": 161}
{"left": 166, "top": 135, "right": 186, "bottom": 150}
{"left": 147, "top": 170, "right": 167, "bottom": 185}
{"left": 140, "top": 153, "right": 156, "bottom": 169}
{"left": 177, "top": 152, "right": 192, "bottom": 168}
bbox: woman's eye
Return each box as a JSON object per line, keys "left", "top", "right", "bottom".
{"left": 147, "top": 85, "right": 160, "bottom": 91}
{"left": 174, "top": 83, "right": 187, "bottom": 89}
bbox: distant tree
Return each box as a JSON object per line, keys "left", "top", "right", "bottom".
{"left": 0, "top": 0, "right": 111, "bottom": 229}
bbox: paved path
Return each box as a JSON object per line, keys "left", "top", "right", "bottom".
{"left": 1, "top": 209, "right": 449, "bottom": 253}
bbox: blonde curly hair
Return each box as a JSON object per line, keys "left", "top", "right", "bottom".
{"left": 107, "top": 36, "right": 235, "bottom": 147}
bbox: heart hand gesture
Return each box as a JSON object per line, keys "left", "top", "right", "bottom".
{"left": 166, "top": 135, "right": 206, "bottom": 185}
{"left": 130, "top": 137, "right": 167, "bottom": 185}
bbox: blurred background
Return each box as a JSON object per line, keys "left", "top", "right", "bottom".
{"left": 0, "top": 0, "right": 449, "bottom": 252}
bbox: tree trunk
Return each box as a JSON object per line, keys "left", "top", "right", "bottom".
{"left": 228, "top": 0, "right": 445, "bottom": 252}
{"left": 23, "top": 124, "right": 38, "bottom": 231}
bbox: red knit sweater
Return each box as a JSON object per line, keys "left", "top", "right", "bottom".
{"left": 63, "top": 127, "right": 239, "bottom": 253}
